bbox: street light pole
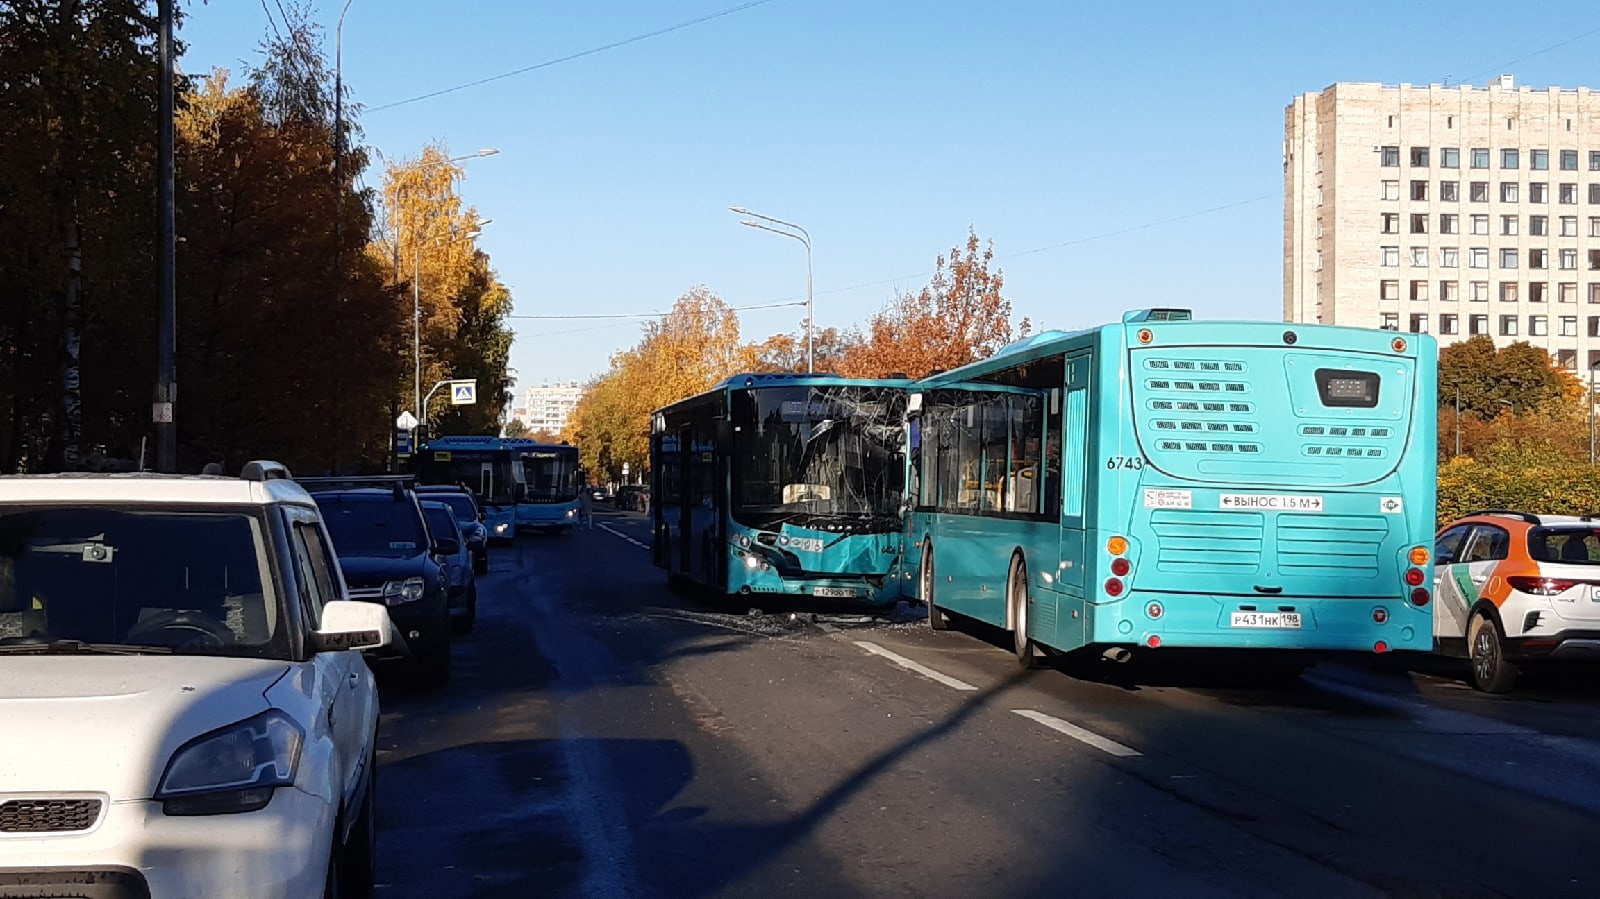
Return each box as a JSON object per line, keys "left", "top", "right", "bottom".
{"left": 1455, "top": 385, "right": 1462, "bottom": 458}
{"left": 333, "top": 0, "right": 355, "bottom": 256}
{"left": 155, "top": 0, "right": 177, "bottom": 472}
{"left": 1590, "top": 364, "right": 1597, "bottom": 465}
{"left": 730, "top": 206, "right": 813, "bottom": 373}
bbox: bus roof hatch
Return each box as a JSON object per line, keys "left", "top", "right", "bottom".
{"left": 1122, "top": 308, "right": 1193, "bottom": 323}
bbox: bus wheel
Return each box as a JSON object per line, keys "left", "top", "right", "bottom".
{"left": 923, "top": 545, "right": 949, "bottom": 631}
{"left": 1468, "top": 612, "right": 1518, "bottom": 694}
{"left": 1010, "top": 556, "right": 1042, "bottom": 669}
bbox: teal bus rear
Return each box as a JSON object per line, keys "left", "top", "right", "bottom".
{"left": 505, "top": 439, "right": 582, "bottom": 532}
{"left": 651, "top": 374, "right": 911, "bottom": 605}
{"left": 414, "top": 435, "right": 524, "bottom": 543}
{"left": 906, "top": 309, "right": 1438, "bottom": 665}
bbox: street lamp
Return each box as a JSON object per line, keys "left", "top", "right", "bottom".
{"left": 730, "top": 206, "right": 813, "bottom": 373}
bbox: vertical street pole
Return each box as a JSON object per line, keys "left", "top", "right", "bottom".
{"left": 155, "top": 0, "right": 177, "bottom": 472}
{"left": 805, "top": 239, "right": 814, "bottom": 373}
{"left": 1455, "top": 386, "right": 1462, "bottom": 458}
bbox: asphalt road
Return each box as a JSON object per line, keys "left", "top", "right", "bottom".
{"left": 369, "top": 509, "right": 1600, "bottom": 899}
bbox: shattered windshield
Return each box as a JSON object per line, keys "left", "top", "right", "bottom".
{"left": 731, "top": 385, "right": 906, "bottom": 526}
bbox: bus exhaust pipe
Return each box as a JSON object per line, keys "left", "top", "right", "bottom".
{"left": 1103, "top": 647, "right": 1132, "bottom": 663}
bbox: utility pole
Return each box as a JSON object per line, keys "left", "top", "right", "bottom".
{"left": 155, "top": 0, "right": 177, "bottom": 472}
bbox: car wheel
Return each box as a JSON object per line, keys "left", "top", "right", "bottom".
{"left": 1468, "top": 612, "right": 1518, "bottom": 693}
{"left": 341, "top": 755, "right": 377, "bottom": 899}
{"left": 453, "top": 584, "right": 478, "bottom": 635}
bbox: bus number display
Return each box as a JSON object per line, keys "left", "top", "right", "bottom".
{"left": 1105, "top": 455, "right": 1145, "bottom": 470}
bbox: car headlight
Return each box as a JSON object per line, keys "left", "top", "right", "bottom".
{"left": 566, "top": 509, "right": 576, "bottom": 518}
{"left": 382, "top": 577, "right": 426, "bottom": 605}
{"left": 156, "top": 710, "right": 303, "bottom": 816}
{"left": 494, "top": 522, "right": 510, "bottom": 534}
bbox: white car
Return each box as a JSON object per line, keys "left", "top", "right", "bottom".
{"left": 0, "top": 461, "right": 392, "bottom": 898}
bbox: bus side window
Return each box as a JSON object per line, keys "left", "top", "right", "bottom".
{"left": 1062, "top": 387, "right": 1088, "bottom": 518}
{"left": 1043, "top": 388, "right": 1063, "bottom": 516}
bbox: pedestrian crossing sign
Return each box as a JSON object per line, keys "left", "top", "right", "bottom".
{"left": 450, "top": 380, "right": 478, "bottom": 405}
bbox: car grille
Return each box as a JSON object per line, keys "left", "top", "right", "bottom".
{"left": 346, "top": 586, "right": 384, "bottom": 601}
{"left": 0, "top": 798, "right": 102, "bottom": 833}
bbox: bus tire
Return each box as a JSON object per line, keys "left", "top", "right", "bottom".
{"left": 1468, "top": 612, "right": 1518, "bottom": 694}
{"left": 923, "top": 545, "right": 949, "bottom": 631}
{"left": 1010, "top": 555, "right": 1042, "bottom": 669}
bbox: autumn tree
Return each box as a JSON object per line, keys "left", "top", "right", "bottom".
{"left": 749, "top": 326, "right": 859, "bottom": 374}
{"left": 841, "top": 228, "right": 1029, "bottom": 379}
{"left": 503, "top": 418, "right": 531, "bottom": 438}
{"left": 1438, "top": 335, "right": 1567, "bottom": 418}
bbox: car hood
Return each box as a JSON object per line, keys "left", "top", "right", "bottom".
{"left": 338, "top": 553, "right": 433, "bottom": 586}
{"left": 0, "top": 656, "right": 291, "bottom": 800}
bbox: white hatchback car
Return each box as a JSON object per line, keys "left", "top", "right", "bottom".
{"left": 0, "top": 462, "right": 392, "bottom": 899}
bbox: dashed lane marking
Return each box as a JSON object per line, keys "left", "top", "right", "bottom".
{"left": 598, "top": 522, "right": 648, "bottom": 549}
{"left": 855, "top": 640, "right": 979, "bottom": 692}
{"left": 1012, "top": 709, "right": 1143, "bottom": 758}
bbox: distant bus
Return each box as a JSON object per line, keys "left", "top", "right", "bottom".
{"left": 504, "top": 439, "right": 582, "bottom": 533}
{"left": 413, "top": 435, "right": 524, "bottom": 543}
{"left": 650, "top": 373, "right": 912, "bottom": 605}
{"left": 905, "top": 308, "right": 1439, "bottom": 668}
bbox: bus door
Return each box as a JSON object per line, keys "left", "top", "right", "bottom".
{"left": 677, "top": 424, "right": 694, "bottom": 576}
{"left": 1056, "top": 350, "right": 1093, "bottom": 644}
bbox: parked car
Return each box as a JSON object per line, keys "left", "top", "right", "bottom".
{"left": 1434, "top": 508, "right": 1600, "bottom": 692}
{"left": 303, "top": 477, "right": 453, "bottom": 687}
{"left": 0, "top": 460, "right": 391, "bottom": 899}
{"left": 614, "top": 485, "right": 649, "bottom": 512}
{"left": 416, "top": 484, "right": 490, "bottom": 574}
{"left": 422, "top": 500, "right": 478, "bottom": 633}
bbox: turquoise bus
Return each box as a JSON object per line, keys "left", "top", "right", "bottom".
{"left": 651, "top": 374, "right": 912, "bottom": 604}
{"left": 505, "top": 439, "right": 582, "bottom": 533}
{"left": 413, "top": 435, "right": 524, "bottom": 543}
{"left": 905, "top": 308, "right": 1439, "bottom": 668}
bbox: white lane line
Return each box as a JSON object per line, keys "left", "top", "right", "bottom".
{"left": 817, "top": 623, "right": 839, "bottom": 633}
{"left": 855, "top": 641, "right": 978, "bottom": 692}
{"left": 1012, "top": 709, "right": 1142, "bottom": 758}
{"left": 598, "top": 523, "right": 648, "bottom": 549}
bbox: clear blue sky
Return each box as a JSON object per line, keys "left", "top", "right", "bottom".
{"left": 178, "top": 0, "right": 1600, "bottom": 398}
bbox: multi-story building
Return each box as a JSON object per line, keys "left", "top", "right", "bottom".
{"left": 520, "top": 382, "right": 584, "bottom": 436}
{"left": 1285, "top": 76, "right": 1600, "bottom": 370}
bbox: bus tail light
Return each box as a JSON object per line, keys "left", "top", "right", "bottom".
{"left": 1409, "top": 546, "right": 1429, "bottom": 566}
{"left": 1404, "top": 568, "right": 1426, "bottom": 586}
{"left": 1146, "top": 601, "right": 1163, "bottom": 620}
{"left": 1372, "top": 607, "right": 1388, "bottom": 624}
{"left": 1410, "top": 588, "right": 1430, "bottom": 606}
{"left": 1374, "top": 641, "right": 1390, "bottom": 653}
{"left": 1107, "top": 536, "right": 1128, "bottom": 556}
{"left": 1146, "top": 635, "right": 1162, "bottom": 648}
{"left": 1104, "top": 578, "right": 1125, "bottom": 597}
{"left": 1111, "top": 557, "right": 1131, "bottom": 577}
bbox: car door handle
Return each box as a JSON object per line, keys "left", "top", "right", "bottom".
{"left": 347, "top": 672, "right": 359, "bottom": 687}
{"left": 1472, "top": 576, "right": 1488, "bottom": 585}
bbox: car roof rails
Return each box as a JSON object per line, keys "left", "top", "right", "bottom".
{"left": 239, "top": 460, "right": 293, "bottom": 481}
{"left": 1463, "top": 509, "right": 1542, "bottom": 526}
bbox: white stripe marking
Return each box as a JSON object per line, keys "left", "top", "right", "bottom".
{"left": 855, "top": 641, "right": 978, "bottom": 692}
{"left": 818, "top": 623, "right": 839, "bottom": 633}
{"left": 598, "top": 523, "right": 648, "bottom": 549}
{"left": 1012, "top": 709, "right": 1142, "bottom": 757}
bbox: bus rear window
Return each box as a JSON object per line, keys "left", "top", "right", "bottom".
{"left": 1529, "top": 528, "right": 1600, "bottom": 564}
{"left": 1314, "top": 369, "right": 1380, "bottom": 408}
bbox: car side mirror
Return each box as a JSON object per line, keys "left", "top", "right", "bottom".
{"left": 434, "top": 538, "right": 461, "bottom": 556}
{"left": 314, "top": 600, "right": 393, "bottom": 652}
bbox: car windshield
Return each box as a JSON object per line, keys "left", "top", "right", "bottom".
{"left": 318, "top": 496, "right": 427, "bottom": 558}
{"left": 1529, "top": 527, "right": 1600, "bottom": 564}
{"left": 431, "top": 493, "right": 479, "bottom": 523}
{"left": 0, "top": 507, "right": 283, "bottom": 657}
{"left": 422, "top": 505, "right": 459, "bottom": 543}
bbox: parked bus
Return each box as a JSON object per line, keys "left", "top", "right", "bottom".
{"left": 505, "top": 439, "right": 582, "bottom": 533}
{"left": 905, "top": 308, "right": 1439, "bottom": 668}
{"left": 413, "top": 435, "right": 525, "bottom": 543}
{"left": 651, "top": 373, "right": 912, "bottom": 604}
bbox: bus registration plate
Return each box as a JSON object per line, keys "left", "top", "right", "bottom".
{"left": 814, "top": 586, "right": 860, "bottom": 598}
{"left": 1231, "top": 611, "right": 1302, "bottom": 629}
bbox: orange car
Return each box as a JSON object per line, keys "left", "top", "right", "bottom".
{"left": 1433, "top": 509, "right": 1600, "bottom": 692}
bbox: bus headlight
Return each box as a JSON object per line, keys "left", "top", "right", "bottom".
{"left": 745, "top": 555, "right": 761, "bottom": 570}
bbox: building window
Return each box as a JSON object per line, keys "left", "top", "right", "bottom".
{"left": 1411, "top": 147, "right": 1429, "bottom": 167}
{"left": 1591, "top": 249, "right": 1600, "bottom": 270}
{"left": 1562, "top": 149, "right": 1579, "bottom": 171}
{"left": 1500, "top": 281, "right": 1519, "bottom": 302}
{"left": 1440, "top": 314, "right": 1459, "bottom": 334}
{"left": 1411, "top": 247, "right": 1430, "bottom": 267}
{"left": 1592, "top": 217, "right": 1600, "bottom": 237}
{"left": 1441, "top": 213, "right": 1460, "bottom": 234}
{"left": 1470, "top": 247, "right": 1489, "bottom": 269}
{"left": 1503, "top": 148, "right": 1520, "bottom": 169}
{"left": 1502, "top": 215, "right": 1519, "bottom": 235}
{"left": 1381, "top": 312, "right": 1399, "bottom": 331}
{"left": 1592, "top": 284, "right": 1600, "bottom": 304}
{"left": 1381, "top": 212, "right": 1399, "bottom": 233}
{"left": 1381, "top": 280, "right": 1399, "bottom": 301}
{"left": 1503, "top": 248, "right": 1520, "bottom": 269}
{"left": 1561, "top": 282, "right": 1578, "bottom": 303}
{"left": 1381, "top": 146, "right": 1400, "bottom": 167}
{"left": 1410, "top": 279, "right": 1429, "bottom": 301}
{"left": 1316, "top": 219, "right": 1324, "bottom": 238}
{"left": 1440, "top": 180, "right": 1459, "bottom": 202}
{"left": 1501, "top": 315, "right": 1519, "bottom": 336}
{"left": 1561, "top": 182, "right": 1578, "bottom": 204}
{"left": 1530, "top": 215, "right": 1548, "bottom": 236}
{"left": 1532, "top": 149, "right": 1550, "bottom": 171}
{"left": 1592, "top": 151, "right": 1600, "bottom": 171}
{"left": 1590, "top": 184, "right": 1600, "bottom": 205}
{"left": 1441, "top": 247, "right": 1459, "bottom": 268}
{"left": 1315, "top": 250, "right": 1323, "bottom": 271}
{"left": 1411, "top": 180, "right": 1429, "bottom": 201}
{"left": 1442, "top": 147, "right": 1461, "bottom": 169}
{"left": 1530, "top": 315, "right": 1549, "bottom": 336}
{"left": 1472, "top": 214, "right": 1490, "bottom": 234}
{"left": 1562, "top": 316, "right": 1579, "bottom": 336}
{"left": 1562, "top": 215, "right": 1579, "bottom": 236}
{"left": 1531, "top": 182, "right": 1548, "bottom": 204}
{"left": 1316, "top": 186, "right": 1324, "bottom": 205}
{"left": 1530, "top": 249, "right": 1548, "bottom": 270}
{"left": 1382, "top": 180, "right": 1400, "bottom": 201}
{"left": 1441, "top": 279, "right": 1459, "bottom": 301}
{"left": 1471, "top": 314, "right": 1489, "bottom": 334}
{"left": 1382, "top": 246, "right": 1399, "bottom": 267}
{"left": 1531, "top": 281, "right": 1549, "bottom": 302}
{"left": 1561, "top": 249, "right": 1579, "bottom": 270}
{"left": 1501, "top": 182, "right": 1519, "bottom": 203}
{"left": 1470, "top": 181, "right": 1489, "bottom": 202}
{"left": 1410, "top": 213, "right": 1428, "bottom": 233}
{"left": 1409, "top": 314, "right": 1429, "bottom": 333}
{"left": 1472, "top": 148, "right": 1491, "bottom": 169}
{"left": 1471, "top": 280, "right": 1489, "bottom": 302}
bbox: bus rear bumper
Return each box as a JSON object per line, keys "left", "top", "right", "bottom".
{"left": 1090, "top": 592, "right": 1433, "bottom": 652}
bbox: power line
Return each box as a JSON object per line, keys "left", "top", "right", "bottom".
{"left": 369, "top": 0, "right": 782, "bottom": 113}
{"left": 506, "top": 300, "right": 805, "bottom": 320}
{"left": 1452, "top": 27, "right": 1600, "bottom": 87}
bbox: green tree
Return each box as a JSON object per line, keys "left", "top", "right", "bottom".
{"left": 1438, "top": 335, "right": 1563, "bottom": 418}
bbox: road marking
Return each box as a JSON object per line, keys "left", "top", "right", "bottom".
{"left": 854, "top": 640, "right": 978, "bottom": 692}
{"left": 817, "top": 623, "right": 839, "bottom": 633}
{"left": 1012, "top": 709, "right": 1142, "bottom": 758}
{"left": 598, "top": 522, "right": 648, "bottom": 549}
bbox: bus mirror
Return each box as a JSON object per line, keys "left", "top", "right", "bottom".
{"left": 906, "top": 393, "right": 923, "bottom": 416}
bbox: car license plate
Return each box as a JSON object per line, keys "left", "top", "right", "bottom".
{"left": 813, "top": 586, "right": 860, "bottom": 598}
{"left": 1230, "top": 611, "right": 1302, "bottom": 629}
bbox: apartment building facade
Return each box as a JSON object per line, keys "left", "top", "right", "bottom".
{"left": 520, "top": 382, "right": 584, "bottom": 436}
{"left": 1285, "top": 77, "right": 1600, "bottom": 370}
